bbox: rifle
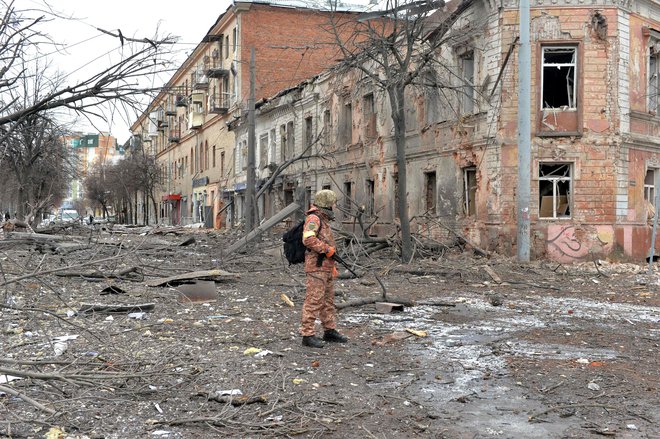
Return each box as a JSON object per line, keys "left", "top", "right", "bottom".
{"left": 315, "top": 252, "right": 359, "bottom": 278}
{"left": 331, "top": 254, "right": 359, "bottom": 278}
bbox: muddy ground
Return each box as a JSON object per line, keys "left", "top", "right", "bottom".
{"left": 0, "top": 223, "right": 658, "bottom": 438}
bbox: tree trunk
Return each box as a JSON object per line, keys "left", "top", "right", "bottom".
{"left": 150, "top": 193, "right": 159, "bottom": 225}
{"left": 388, "top": 84, "right": 413, "bottom": 263}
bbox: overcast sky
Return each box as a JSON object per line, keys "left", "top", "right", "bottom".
{"left": 26, "top": 0, "right": 233, "bottom": 143}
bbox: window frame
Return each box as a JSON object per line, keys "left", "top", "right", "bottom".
{"left": 463, "top": 166, "right": 477, "bottom": 217}
{"left": 538, "top": 162, "right": 572, "bottom": 220}
{"left": 541, "top": 46, "right": 577, "bottom": 111}
{"left": 536, "top": 41, "right": 583, "bottom": 137}
{"left": 649, "top": 43, "right": 659, "bottom": 114}
{"left": 644, "top": 168, "right": 656, "bottom": 203}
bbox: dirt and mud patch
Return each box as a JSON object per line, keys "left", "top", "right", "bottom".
{"left": 0, "top": 224, "right": 658, "bottom": 438}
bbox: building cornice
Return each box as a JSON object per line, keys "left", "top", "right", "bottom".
{"left": 500, "top": 0, "right": 650, "bottom": 12}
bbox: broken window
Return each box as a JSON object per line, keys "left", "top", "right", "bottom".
{"left": 461, "top": 53, "right": 475, "bottom": 114}
{"left": 286, "top": 121, "right": 295, "bottom": 158}
{"left": 363, "top": 93, "right": 377, "bottom": 139}
{"left": 645, "top": 169, "right": 655, "bottom": 203}
{"left": 539, "top": 163, "right": 572, "bottom": 219}
{"left": 284, "top": 190, "right": 294, "bottom": 215}
{"left": 340, "top": 101, "right": 353, "bottom": 146}
{"left": 650, "top": 44, "right": 659, "bottom": 114}
{"left": 323, "top": 110, "right": 332, "bottom": 148}
{"left": 365, "top": 179, "right": 375, "bottom": 217}
{"left": 269, "top": 128, "right": 276, "bottom": 164}
{"left": 343, "top": 181, "right": 352, "bottom": 212}
{"left": 259, "top": 133, "right": 268, "bottom": 169}
{"left": 280, "top": 124, "right": 287, "bottom": 161}
{"left": 425, "top": 171, "right": 437, "bottom": 215}
{"left": 304, "top": 116, "right": 313, "bottom": 151}
{"left": 463, "top": 167, "right": 476, "bottom": 216}
{"left": 542, "top": 47, "right": 577, "bottom": 109}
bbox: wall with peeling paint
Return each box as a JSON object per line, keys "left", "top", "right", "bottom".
{"left": 230, "top": 0, "right": 659, "bottom": 263}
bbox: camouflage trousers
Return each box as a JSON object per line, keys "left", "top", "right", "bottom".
{"left": 300, "top": 271, "right": 336, "bottom": 336}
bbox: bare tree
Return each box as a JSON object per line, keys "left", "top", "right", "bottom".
{"left": 0, "top": 112, "right": 73, "bottom": 226}
{"left": 0, "top": 0, "right": 176, "bottom": 141}
{"left": 105, "top": 159, "right": 137, "bottom": 224}
{"left": 84, "top": 163, "right": 112, "bottom": 218}
{"left": 325, "top": 0, "right": 472, "bottom": 262}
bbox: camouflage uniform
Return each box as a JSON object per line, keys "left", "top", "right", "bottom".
{"left": 300, "top": 205, "right": 337, "bottom": 336}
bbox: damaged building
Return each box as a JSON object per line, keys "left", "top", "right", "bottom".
{"left": 132, "top": 0, "right": 659, "bottom": 263}
{"left": 229, "top": 0, "right": 660, "bottom": 262}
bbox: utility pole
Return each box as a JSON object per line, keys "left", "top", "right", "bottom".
{"left": 517, "top": 0, "right": 531, "bottom": 262}
{"left": 246, "top": 48, "right": 256, "bottom": 233}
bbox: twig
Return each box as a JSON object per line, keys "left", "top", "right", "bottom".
{"left": 529, "top": 403, "right": 617, "bottom": 422}
{"left": 0, "top": 384, "right": 56, "bottom": 415}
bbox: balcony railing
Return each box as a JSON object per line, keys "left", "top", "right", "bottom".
{"left": 192, "top": 71, "right": 209, "bottom": 90}
{"left": 208, "top": 92, "right": 231, "bottom": 115}
{"left": 206, "top": 59, "right": 230, "bottom": 79}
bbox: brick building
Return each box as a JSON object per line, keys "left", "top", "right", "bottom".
{"left": 229, "top": 0, "right": 660, "bottom": 262}
{"left": 130, "top": 1, "right": 364, "bottom": 226}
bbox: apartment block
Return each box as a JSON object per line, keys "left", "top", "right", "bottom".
{"left": 130, "top": 1, "right": 364, "bottom": 227}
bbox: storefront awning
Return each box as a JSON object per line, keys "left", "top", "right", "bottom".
{"left": 162, "top": 194, "right": 181, "bottom": 201}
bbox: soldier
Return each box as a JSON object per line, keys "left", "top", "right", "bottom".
{"left": 300, "top": 189, "right": 348, "bottom": 348}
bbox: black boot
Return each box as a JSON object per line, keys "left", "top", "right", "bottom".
{"left": 302, "top": 336, "right": 324, "bottom": 348}
{"left": 323, "top": 329, "right": 348, "bottom": 343}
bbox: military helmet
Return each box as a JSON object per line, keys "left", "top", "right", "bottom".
{"left": 314, "top": 189, "right": 337, "bottom": 208}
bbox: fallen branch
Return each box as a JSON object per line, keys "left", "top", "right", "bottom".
{"left": 78, "top": 302, "right": 155, "bottom": 314}
{"left": 528, "top": 403, "right": 617, "bottom": 422}
{"left": 196, "top": 391, "right": 268, "bottom": 406}
{"left": 336, "top": 296, "right": 414, "bottom": 310}
{"left": 0, "top": 384, "right": 56, "bottom": 415}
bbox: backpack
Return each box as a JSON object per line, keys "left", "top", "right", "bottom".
{"left": 282, "top": 216, "right": 322, "bottom": 265}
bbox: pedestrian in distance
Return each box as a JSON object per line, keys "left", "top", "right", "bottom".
{"left": 300, "top": 189, "right": 348, "bottom": 348}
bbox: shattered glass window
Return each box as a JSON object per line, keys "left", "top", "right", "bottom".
{"left": 539, "top": 163, "right": 571, "bottom": 219}
{"left": 541, "top": 47, "right": 577, "bottom": 110}
{"left": 644, "top": 169, "right": 655, "bottom": 202}
{"left": 463, "top": 167, "right": 477, "bottom": 216}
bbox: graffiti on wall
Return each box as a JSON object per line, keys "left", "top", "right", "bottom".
{"left": 546, "top": 225, "right": 614, "bottom": 263}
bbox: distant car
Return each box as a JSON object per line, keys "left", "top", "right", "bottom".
{"left": 60, "top": 210, "right": 80, "bottom": 223}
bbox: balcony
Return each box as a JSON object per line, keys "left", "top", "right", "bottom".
{"left": 188, "top": 111, "right": 204, "bottom": 129}
{"left": 165, "top": 106, "right": 177, "bottom": 117}
{"left": 206, "top": 59, "right": 230, "bottom": 79}
{"left": 192, "top": 71, "right": 208, "bottom": 90}
{"left": 208, "top": 92, "right": 230, "bottom": 115}
{"left": 168, "top": 130, "right": 181, "bottom": 143}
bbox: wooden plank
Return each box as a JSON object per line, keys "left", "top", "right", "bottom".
{"left": 146, "top": 269, "right": 239, "bottom": 287}
{"left": 482, "top": 265, "right": 502, "bottom": 283}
